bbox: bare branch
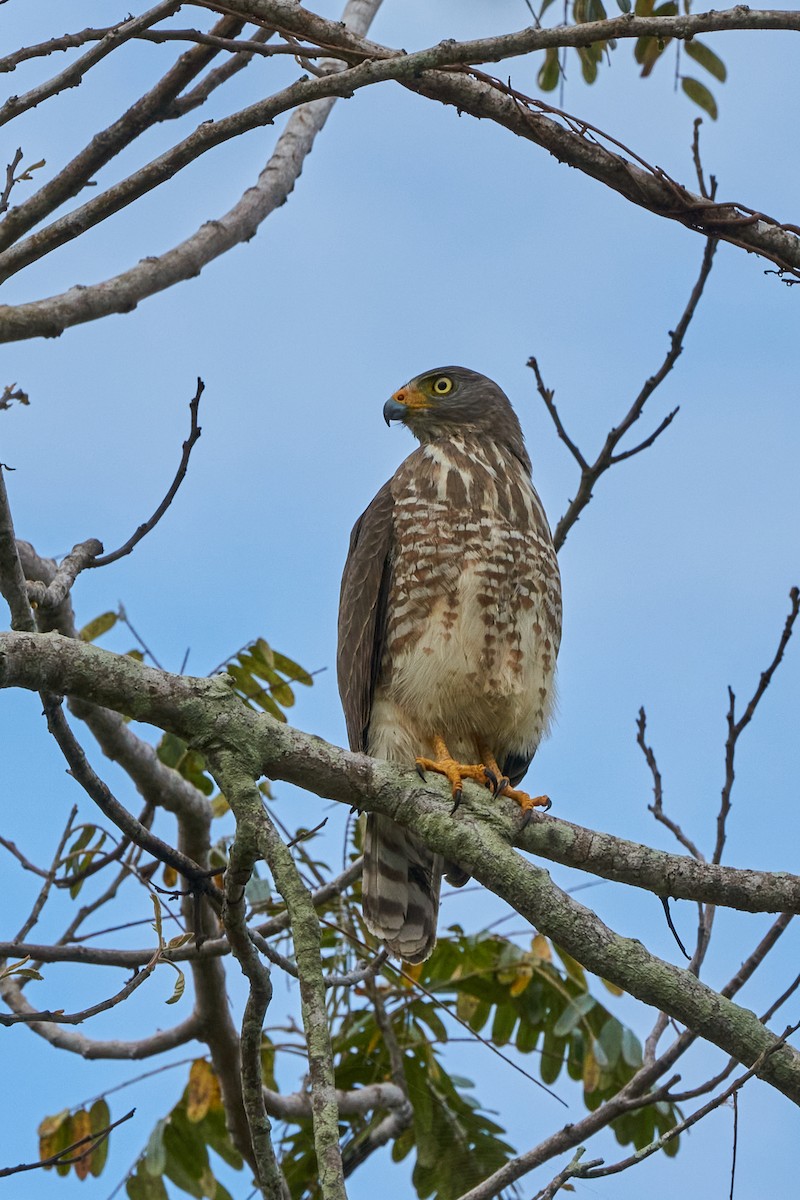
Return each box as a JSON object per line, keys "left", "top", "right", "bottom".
{"left": 26, "top": 540, "right": 103, "bottom": 610}
{"left": 579, "top": 1022, "right": 800, "bottom": 1180}
{"left": 637, "top": 707, "right": 705, "bottom": 860}
{"left": 0, "top": 148, "right": 23, "bottom": 215}
{"left": 42, "top": 697, "right": 223, "bottom": 907}
{"left": 0, "top": 1108, "right": 135, "bottom": 1179}
{"left": 527, "top": 357, "right": 587, "bottom": 470}
{"left": 716, "top": 586, "right": 800, "bottom": 864}
{"left": 0, "top": 467, "right": 35, "bottom": 631}
{"left": 14, "top": 805, "right": 78, "bottom": 942}
{"left": 161, "top": 25, "right": 275, "bottom": 118}
{"left": 545, "top": 233, "right": 717, "bottom": 552}
{"left": 0, "top": 3, "right": 181, "bottom": 128}
{"left": 0, "top": 952, "right": 158, "bottom": 1026}
{"left": 0, "top": 13, "right": 251, "bottom": 256}
{"left": 91, "top": 378, "right": 203, "bottom": 568}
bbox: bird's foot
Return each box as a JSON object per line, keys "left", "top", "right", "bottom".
{"left": 480, "top": 750, "right": 551, "bottom": 826}
{"left": 499, "top": 783, "right": 551, "bottom": 819}
{"left": 415, "top": 737, "right": 489, "bottom": 813}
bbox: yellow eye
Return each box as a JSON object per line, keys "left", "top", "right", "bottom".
{"left": 432, "top": 376, "right": 453, "bottom": 396}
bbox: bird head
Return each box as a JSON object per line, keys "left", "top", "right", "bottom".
{"left": 383, "top": 366, "right": 530, "bottom": 468}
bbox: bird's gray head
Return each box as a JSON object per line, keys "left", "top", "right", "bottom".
{"left": 383, "top": 366, "right": 530, "bottom": 470}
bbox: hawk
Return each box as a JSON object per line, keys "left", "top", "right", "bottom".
{"left": 337, "top": 367, "right": 562, "bottom": 963}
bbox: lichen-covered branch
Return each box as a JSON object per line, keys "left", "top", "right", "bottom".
{"left": 211, "top": 746, "right": 345, "bottom": 1200}
{"left": 1, "top": 627, "right": 799, "bottom": 1107}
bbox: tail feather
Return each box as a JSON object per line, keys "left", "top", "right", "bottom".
{"left": 362, "top": 813, "right": 442, "bottom": 963}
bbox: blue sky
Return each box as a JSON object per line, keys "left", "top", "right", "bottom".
{"left": 2, "top": 2, "right": 799, "bottom": 1197}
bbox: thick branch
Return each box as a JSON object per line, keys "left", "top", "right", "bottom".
{"left": 3, "top": 6, "right": 800, "bottom": 340}
{"left": 1, "top": 631, "right": 799, "bottom": 917}
{"left": 2, "top": 631, "right": 800, "bottom": 1105}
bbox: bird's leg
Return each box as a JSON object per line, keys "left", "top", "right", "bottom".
{"left": 416, "top": 735, "right": 489, "bottom": 812}
{"left": 479, "top": 744, "right": 551, "bottom": 823}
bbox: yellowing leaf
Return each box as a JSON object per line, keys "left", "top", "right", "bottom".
{"left": 186, "top": 1060, "right": 221, "bottom": 1123}
{"left": 582, "top": 1047, "right": 601, "bottom": 1093}
{"left": 531, "top": 933, "right": 552, "bottom": 962}
{"left": 162, "top": 865, "right": 178, "bottom": 889}
{"left": 164, "top": 962, "right": 185, "bottom": 1005}
{"left": 509, "top": 965, "right": 533, "bottom": 997}
{"left": 79, "top": 611, "right": 118, "bottom": 642}
{"left": 71, "top": 1109, "right": 93, "bottom": 1180}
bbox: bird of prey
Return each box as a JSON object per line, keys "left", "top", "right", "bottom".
{"left": 337, "top": 367, "right": 562, "bottom": 963}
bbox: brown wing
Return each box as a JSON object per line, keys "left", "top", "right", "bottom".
{"left": 337, "top": 480, "right": 394, "bottom": 752}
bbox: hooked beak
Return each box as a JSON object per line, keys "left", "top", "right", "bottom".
{"left": 383, "top": 396, "right": 407, "bottom": 425}
{"left": 383, "top": 385, "right": 431, "bottom": 426}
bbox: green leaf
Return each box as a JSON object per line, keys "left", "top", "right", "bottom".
{"left": 89, "top": 1099, "right": 111, "bottom": 1177}
{"left": 597, "top": 1017, "right": 623, "bottom": 1069}
{"left": 684, "top": 38, "right": 727, "bottom": 81}
{"left": 144, "top": 1120, "right": 167, "bottom": 1177}
{"left": 579, "top": 46, "right": 599, "bottom": 83}
{"left": 490, "top": 1001, "right": 518, "bottom": 1046}
{"left": 553, "top": 993, "right": 595, "bottom": 1037}
{"left": 616, "top": 0, "right": 631, "bottom": 10}
{"left": 79, "top": 611, "right": 118, "bottom": 642}
{"left": 272, "top": 649, "right": 314, "bottom": 687}
{"left": 538, "top": 47, "right": 560, "bottom": 91}
{"left": 621, "top": 1025, "right": 643, "bottom": 1068}
{"left": 540, "top": 1026, "right": 566, "bottom": 1085}
{"left": 682, "top": 75, "right": 718, "bottom": 118}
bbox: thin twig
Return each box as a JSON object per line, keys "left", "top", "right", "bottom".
{"left": 14, "top": 806, "right": 78, "bottom": 942}
{"left": 91, "top": 380, "right": 204, "bottom": 568}
{"left": 0, "top": 1109, "right": 135, "bottom": 1178}
{"left": 540, "top": 234, "right": 717, "bottom": 552}
{"left": 715, "top": 586, "right": 800, "bottom": 864}
{"left": 42, "top": 697, "right": 222, "bottom": 908}
{"left": 579, "top": 1021, "right": 800, "bottom": 1180}
{"left": 637, "top": 707, "right": 704, "bottom": 860}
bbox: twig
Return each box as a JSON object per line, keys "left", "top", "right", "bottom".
{"left": 536, "top": 233, "right": 717, "bottom": 553}
{"left": 326, "top": 946, "right": 388, "bottom": 988}
{"left": 42, "top": 697, "right": 222, "bottom": 908}
{"left": 637, "top": 707, "right": 704, "bottom": 860}
{"left": 715, "top": 587, "right": 800, "bottom": 864}
{"left": 0, "top": 835, "right": 50, "bottom": 878}
{"left": 14, "top": 805, "right": 79, "bottom": 942}
{"left": 0, "top": 148, "right": 23, "bottom": 215}
{"left": 0, "top": 1108, "right": 135, "bottom": 1178}
{"left": 532, "top": 1148, "right": 603, "bottom": 1200}
{"left": 165, "top": 26, "right": 274, "bottom": 118}
{"left": 578, "top": 1021, "right": 800, "bottom": 1180}
{"left": 659, "top": 897, "right": 690, "bottom": 960}
{"left": 115, "top": 604, "right": 166, "bottom": 670}
{"left": 0, "top": 3, "right": 181, "bottom": 128}
{"left": 0, "top": 954, "right": 158, "bottom": 1026}
{"left": 90, "top": 380, "right": 203, "bottom": 568}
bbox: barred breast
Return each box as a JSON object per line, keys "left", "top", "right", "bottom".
{"left": 367, "top": 436, "right": 562, "bottom": 773}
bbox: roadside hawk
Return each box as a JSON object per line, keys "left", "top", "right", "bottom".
{"left": 337, "top": 367, "right": 562, "bottom": 963}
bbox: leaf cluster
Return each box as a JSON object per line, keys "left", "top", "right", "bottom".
{"left": 37, "top": 1100, "right": 111, "bottom": 1182}
{"left": 125, "top": 1061, "right": 244, "bottom": 1200}
{"left": 535, "top": 0, "right": 727, "bottom": 119}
